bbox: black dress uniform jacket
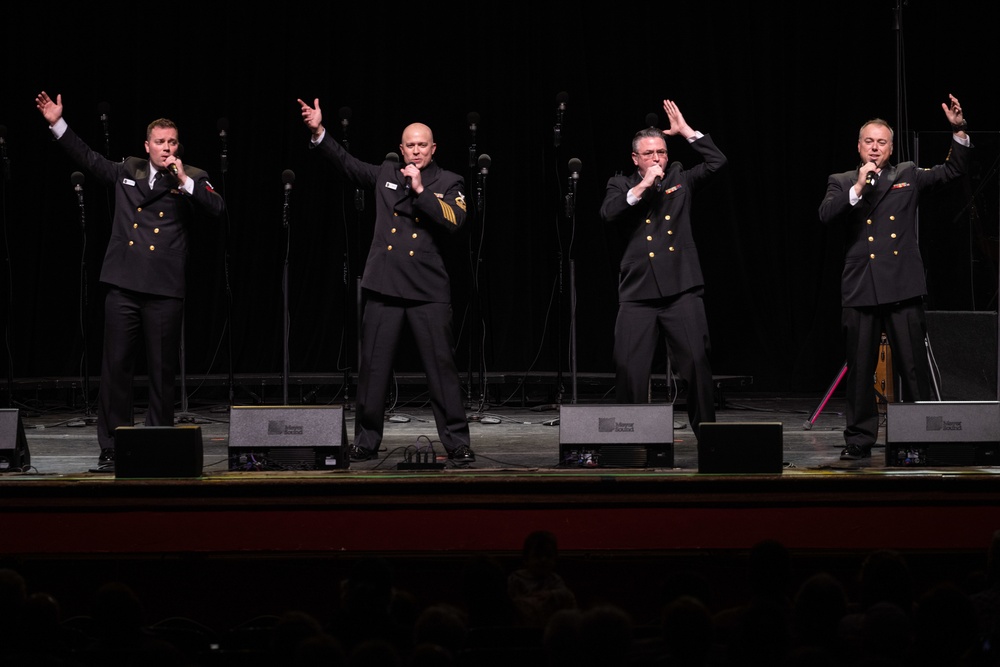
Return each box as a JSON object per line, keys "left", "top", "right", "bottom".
{"left": 57, "top": 125, "right": 225, "bottom": 297}
{"left": 600, "top": 134, "right": 728, "bottom": 301}
{"left": 818, "top": 138, "right": 971, "bottom": 306}
{"left": 313, "top": 133, "right": 466, "bottom": 302}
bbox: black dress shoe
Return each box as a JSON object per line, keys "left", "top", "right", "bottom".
{"left": 840, "top": 444, "right": 872, "bottom": 461}
{"left": 448, "top": 445, "right": 476, "bottom": 464}
{"left": 349, "top": 445, "right": 378, "bottom": 462}
{"left": 89, "top": 448, "right": 115, "bottom": 473}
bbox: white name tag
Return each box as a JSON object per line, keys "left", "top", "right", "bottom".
{"left": 123, "top": 178, "right": 136, "bottom": 187}
{"left": 385, "top": 182, "right": 398, "bottom": 191}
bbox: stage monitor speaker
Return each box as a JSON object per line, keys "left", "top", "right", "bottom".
{"left": 697, "top": 422, "right": 783, "bottom": 474}
{"left": 228, "top": 405, "right": 348, "bottom": 471}
{"left": 0, "top": 409, "right": 30, "bottom": 472}
{"left": 925, "top": 311, "right": 997, "bottom": 401}
{"left": 114, "top": 425, "right": 203, "bottom": 478}
{"left": 558, "top": 403, "right": 674, "bottom": 468}
{"left": 886, "top": 401, "right": 1000, "bottom": 466}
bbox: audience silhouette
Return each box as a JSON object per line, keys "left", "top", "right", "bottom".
{"left": 1, "top": 527, "right": 998, "bottom": 666}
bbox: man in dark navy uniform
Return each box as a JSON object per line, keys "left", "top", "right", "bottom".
{"left": 600, "top": 99, "right": 728, "bottom": 440}
{"left": 36, "top": 91, "right": 225, "bottom": 472}
{"left": 818, "top": 94, "right": 970, "bottom": 461}
{"left": 297, "top": 97, "right": 474, "bottom": 465}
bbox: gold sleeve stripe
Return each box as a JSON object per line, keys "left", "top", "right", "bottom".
{"left": 438, "top": 199, "right": 458, "bottom": 225}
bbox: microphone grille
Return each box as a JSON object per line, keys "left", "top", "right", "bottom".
{"left": 71, "top": 171, "right": 85, "bottom": 186}
{"left": 568, "top": 157, "right": 582, "bottom": 173}
{"left": 282, "top": 169, "right": 296, "bottom": 185}
{"left": 645, "top": 113, "right": 659, "bottom": 128}
{"left": 478, "top": 153, "right": 491, "bottom": 169}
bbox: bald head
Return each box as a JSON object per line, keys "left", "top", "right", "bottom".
{"left": 402, "top": 122, "right": 433, "bottom": 144}
{"left": 400, "top": 122, "right": 436, "bottom": 169}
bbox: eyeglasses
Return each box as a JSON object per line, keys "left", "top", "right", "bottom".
{"left": 635, "top": 149, "right": 667, "bottom": 158}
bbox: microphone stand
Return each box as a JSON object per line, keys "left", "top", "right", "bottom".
{"left": 282, "top": 178, "right": 292, "bottom": 405}
{"left": 220, "top": 130, "right": 235, "bottom": 409}
{"left": 566, "top": 172, "right": 578, "bottom": 405}
{"left": 1, "top": 136, "right": 11, "bottom": 407}
{"left": 471, "top": 155, "right": 488, "bottom": 410}
{"left": 465, "top": 119, "right": 479, "bottom": 409}
{"left": 74, "top": 179, "right": 96, "bottom": 424}
{"left": 551, "top": 137, "right": 565, "bottom": 410}
{"left": 340, "top": 114, "right": 360, "bottom": 408}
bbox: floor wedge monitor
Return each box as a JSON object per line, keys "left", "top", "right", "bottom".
{"left": 228, "top": 405, "right": 349, "bottom": 471}
{"left": 0, "top": 408, "right": 30, "bottom": 472}
{"left": 558, "top": 403, "right": 674, "bottom": 468}
{"left": 886, "top": 401, "right": 1000, "bottom": 466}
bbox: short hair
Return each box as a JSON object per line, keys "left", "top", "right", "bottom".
{"left": 858, "top": 118, "right": 894, "bottom": 142}
{"left": 146, "top": 118, "right": 178, "bottom": 140}
{"left": 632, "top": 127, "right": 666, "bottom": 154}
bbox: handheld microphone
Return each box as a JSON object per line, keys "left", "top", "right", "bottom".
{"left": 554, "top": 91, "right": 568, "bottom": 147}
{"left": 166, "top": 143, "right": 186, "bottom": 179}
{"left": 478, "top": 153, "right": 491, "bottom": 176}
{"left": 864, "top": 164, "right": 879, "bottom": 190}
{"left": 385, "top": 152, "right": 400, "bottom": 164}
{"left": 403, "top": 162, "right": 414, "bottom": 195}
{"left": 645, "top": 112, "right": 659, "bottom": 128}
{"left": 654, "top": 175, "right": 663, "bottom": 193}
{"left": 71, "top": 171, "right": 85, "bottom": 190}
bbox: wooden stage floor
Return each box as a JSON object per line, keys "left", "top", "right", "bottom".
{"left": 3, "top": 392, "right": 1000, "bottom": 553}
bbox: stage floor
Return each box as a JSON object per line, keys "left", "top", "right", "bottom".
{"left": 2, "top": 393, "right": 994, "bottom": 476}
{"left": 4, "top": 392, "right": 1000, "bottom": 557}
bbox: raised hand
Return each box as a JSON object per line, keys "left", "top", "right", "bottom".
{"left": 35, "top": 91, "right": 63, "bottom": 125}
